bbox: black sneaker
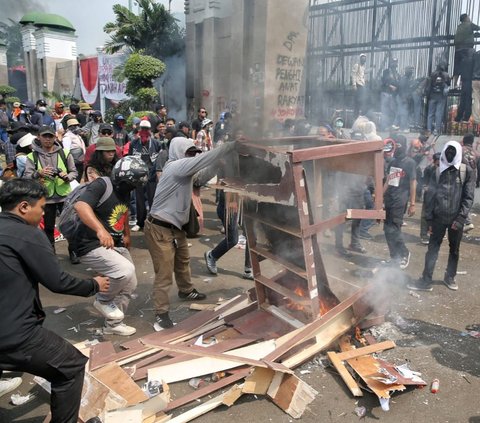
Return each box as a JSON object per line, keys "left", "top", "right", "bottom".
{"left": 420, "top": 237, "right": 429, "bottom": 245}
{"left": 336, "top": 247, "right": 353, "bottom": 258}
{"left": 407, "top": 278, "right": 433, "bottom": 292}
{"left": 443, "top": 276, "right": 458, "bottom": 291}
{"left": 178, "top": 289, "right": 206, "bottom": 301}
{"left": 358, "top": 231, "right": 373, "bottom": 240}
{"left": 155, "top": 312, "right": 174, "bottom": 330}
{"left": 349, "top": 244, "right": 366, "bottom": 254}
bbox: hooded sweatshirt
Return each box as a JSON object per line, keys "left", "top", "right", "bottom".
{"left": 425, "top": 140, "right": 475, "bottom": 226}
{"left": 150, "top": 137, "right": 236, "bottom": 229}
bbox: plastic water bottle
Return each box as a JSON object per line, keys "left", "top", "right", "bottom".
{"left": 431, "top": 378, "right": 439, "bottom": 393}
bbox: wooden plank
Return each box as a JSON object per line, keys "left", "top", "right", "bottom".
{"left": 148, "top": 340, "right": 277, "bottom": 383}
{"left": 164, "top": 369, "right": 251, "bottom": 412}
{"left": 336, "top": 340, "right": 396, "bottom": 361}
{"left": 142, "top": 341, "right": 292, "bottom": 374}
{"left": 346, "top": 209, "right": 385, "bottom": 220}
{"left": 89, "top": 341, "right": 117, "bottom": 371}
{"left": 133, "top": 337, "right": 257, "bottom": 381}
{"left": 79, "top": 372, "right": 127, "bottom": 422}
{"left": 243, "top": 367, "right": 275, "bottom": 395}
{"left": 264, "top": 284, "right": 374, "bottom": 363}
{"left": 244, "top": 212, "right": 301, "bottom": 238}
{"left": 92, "top": 363, "right": 148, "bottom": 406}
{"left": 256, "top": 274, "right": 312, "bottom": 308}
{"left": 262, "top": 304, "right": 305, "bottom": 329}
{"left": 267, "top": 373, "right": 318, "bottom": 419}
{"left": 189, "top": 303, "right": 217, "bottom": 311}
{"left": 327, "top": 351, "right": 363, "bottom": 397}
{"left": 167, "top": 384, "right": 244, "bottom": 423}
{"left": 250, "top": 246, "right": 307, "bottom": 278}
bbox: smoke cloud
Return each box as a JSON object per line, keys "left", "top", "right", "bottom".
{"left": 0, "top": 0, "right": 45, "bottom": 22}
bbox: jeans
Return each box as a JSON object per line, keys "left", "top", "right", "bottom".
{"left": 211, "top": 192, "right": 251, "bottom": 267}
{"left": 384, "top": 206, "right": 409, "bottom": 260}
{"left": 144, "top": 220, "right": 194, "bottom": 314}
{"left": 43, "top": 202, "right": 64, "bottom": 245}
{"left": 0, "top": 327, "right": 87, "bottom": 423}
{"left": 80, "top": 246, "right": 137, "bottom": 327}
{"left": 359, "top": 188, "right": 374, "bottom": 233}
{"left": 422, "top": 219, "right": 463, "bottom": 282}
{"left": 427, "top": 93, "right": 446, "bottom": 132}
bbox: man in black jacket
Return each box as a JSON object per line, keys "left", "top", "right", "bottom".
{"left": 408, "top": 141, "right": 475, "bottom": 292}
{"left": 0, "top": 179, "right": 109, "bottom": 423}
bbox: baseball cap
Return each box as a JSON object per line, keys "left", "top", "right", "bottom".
{"left": 132, "top": 117, "right": 141, "bottom": 125}
{"left": 95, "top": 137, "right": 116, "bottom": 151}
{"left": 38, "top": 125, "right": 56, "bottom": 136}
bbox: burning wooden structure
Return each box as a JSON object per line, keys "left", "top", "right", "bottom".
{"left": 49, "top": 136, "right": 397, "bottom": 422}
{"left": 221, "top": 135, "right": 386, "bottom": 323}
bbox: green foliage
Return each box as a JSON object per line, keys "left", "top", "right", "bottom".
{"left": 124, "top": 53, "right": 166, "bottom": 93}
{"left": 0, "top": 85, "right": 16, "bottom": 97}
{"left": 126, "top": 111, "right": 156, "bottom": 128}
{"left": 104, "top": 0, "right": 185, "bottom": 59}
{"left": 4, "top": 96, "right": 20, "bottom": 104}
{"left": 136, "top": 87, "right": 159, "bottom": 109}
{"left": 41, "top": 90, "right": 77, "bottom": 106}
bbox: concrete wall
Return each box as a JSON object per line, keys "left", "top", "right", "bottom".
{"left": 185, "top": 0, "right": 309, "bottom": 132}
{"left": 0, "top": 46, "right": 8, "bottom": 85}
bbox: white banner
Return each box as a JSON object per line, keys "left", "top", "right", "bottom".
{"left": 98, "top": 53, "right": 129, "bottom": 102}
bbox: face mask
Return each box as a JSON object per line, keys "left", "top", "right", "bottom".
{"left": 445, "top": 147, "right": 456, "bottom": 163}
{"left": 38, "top": 106, "right": 47, "bottom": 113}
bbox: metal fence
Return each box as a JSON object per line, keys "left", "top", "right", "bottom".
{"left": 306, "top": 0, "right": 480, "bottom": 124}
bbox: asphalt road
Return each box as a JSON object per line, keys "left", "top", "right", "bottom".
{"left": 1, "top": 184, "right": 479, "bottom": 423}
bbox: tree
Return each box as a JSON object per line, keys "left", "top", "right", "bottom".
{"left": 123, "top": 53, "right": 166, "bottom": 109}
{"left": 0, "top": 85, "right": 16, "bottom": 98}
{"left": 104, "top": 0, "right": 184, "bottom": 59}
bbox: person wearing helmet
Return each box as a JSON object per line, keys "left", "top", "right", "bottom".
{"left": 144, "top": 137, "right": 237, "bottom": 330}
{"left": 73, "top": 156, "right": 148, "bottom": 336}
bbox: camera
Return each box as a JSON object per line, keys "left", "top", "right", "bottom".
{"left": 49, "top": 168, "right": 68, "bottom": 181}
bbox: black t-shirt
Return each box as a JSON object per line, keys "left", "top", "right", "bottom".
{"left": 384, "top": 156, "right": 416, "bottom": 209}
{"left": 191, "top": 118, "right": 202, "bottom": 134}
{"left": 73, "top": 178, "right": 129, "bottom": 256}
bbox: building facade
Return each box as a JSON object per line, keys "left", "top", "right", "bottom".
{"left": 19, "top": 13, "right": 77, "bottom": 102}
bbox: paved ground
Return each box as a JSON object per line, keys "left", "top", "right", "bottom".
{"left": 1, "top": 180, "right": 480, "bottom": 422}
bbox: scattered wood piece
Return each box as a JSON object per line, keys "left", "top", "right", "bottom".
{"left": 92, "top": 363, "right": 148, "bottom": 406}
{"left": 167, "top": 384, "right": 244, "bottom": 423}
{"left": 148, "top": 340, "right": 277, "bottom": 383}
{"left": 267, "top": 373, "right": 318, "bottom": 419}
{"left": 263, "top": 304, "right": 305, "bottom": 329}
{"left": 336, "top": 340, "right": 396, "bottom": 361}
{"left": 142, "top": 341, "right": 292, "bottom": 375}
{"left": 164, "top": 369, "right": 251, "bottom": 412}
{"left": 89, "top": 341, "right": 116, "bottom": 371}
{"left": 79, "top": 372, "right": 127, "bottom": 422}
{"left": 189, "top": 303, "right": 217, "bottom": 311}
{"left": 327, "top": 351, "right": 363, "bottom": 397}
{"left": 243, "top": 367, "right": 275, "bottom": 395}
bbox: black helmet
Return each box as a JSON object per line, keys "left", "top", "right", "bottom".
{"left": 112, "top": 156, "right": 148, "bottom": 187}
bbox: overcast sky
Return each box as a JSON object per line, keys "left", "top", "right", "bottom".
{"left": 2, "top": 0, "right": 185, "bottom": 56}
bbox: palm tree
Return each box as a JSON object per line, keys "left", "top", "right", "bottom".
{"left": 104, "top": 0, "right": 184, "bottom": 59}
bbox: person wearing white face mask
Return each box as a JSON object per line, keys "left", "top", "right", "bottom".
{"left": 30, "top": 99, "right": 54, "bottom": 127}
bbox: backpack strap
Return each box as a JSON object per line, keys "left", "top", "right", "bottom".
{"left": 57, "top": 148, "right": 68, "bottom": 169}
{"left": 97, "top": 177, "right": 114, "bottom": 208}
{"left": 32, "top": 151, "right": 39, "bottom": 169}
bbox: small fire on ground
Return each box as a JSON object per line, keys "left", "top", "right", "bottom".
{"left": 287, "top": 285, "right": 340, "bottom": 317}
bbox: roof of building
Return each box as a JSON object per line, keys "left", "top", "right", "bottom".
{"left": 19, "top": 12, "right": 75, "bottom": 32}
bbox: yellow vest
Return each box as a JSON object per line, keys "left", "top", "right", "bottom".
{"left": 27, "top": 149, "right": 71, "bottom": 198}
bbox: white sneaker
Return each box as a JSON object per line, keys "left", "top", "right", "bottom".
{"left": 0, "top": 377, "right": 22, "bottom": 398}
{"left": 464, "top": 223, "right": 474, "bottom": 232}
{"left": 103, "top": 323, "right": 136, "bottom": 336}
{"left": 131, "top": 225, "right": 141, "bottom": 232}
{"left": 93, "top": 300, "right": 124, "bottom": 320}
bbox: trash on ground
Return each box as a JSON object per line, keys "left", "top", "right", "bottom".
{"left": 11, "top": 393, "right": 34, "bottom": 405}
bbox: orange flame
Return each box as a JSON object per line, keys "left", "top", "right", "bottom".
{"left": 286, "top": 285, "right": 338, "bottom": 316}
